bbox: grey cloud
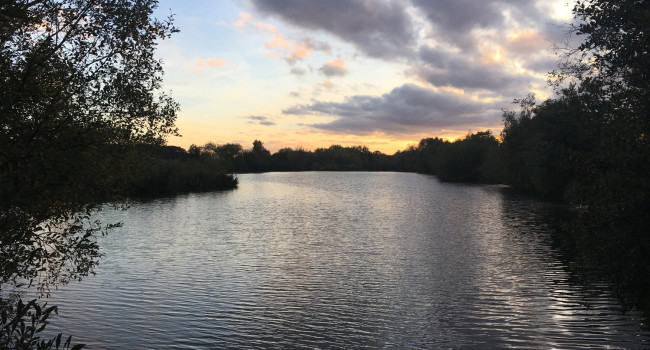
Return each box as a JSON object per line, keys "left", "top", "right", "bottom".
{"left": 501, "top": 23, "right": 573, "bottom": 74}
{"left": 247, "top": 115, "right": 276, "bottom": 126}
{"left": 523, "top": 55, "right": 558, "bottom": 73}
{"left": 540, "top": 21, "right": 587, "bottom": 58}
{"left": 319, "top": 60, "right": 348, "bottom": 77}
{"left": 416, "top": 46, "right": 532, "bottom": 93}
{"left": 252, "top": 0, "right": 559, "bottom": 60}
{"left": 505, "top": 34, "right": 551, "bottom": 55}
{"left": 284, "top": 56, "right": 300, "bottom": 65}
{"left": 283, "top": 84, "right": 498, "bottom": 135}
{"left": 301, "top": 37, "right": 332, "bottom": 53}
{"left": 290, "top": 67, "right": 307, "bottom": 76}
{"left": 250, "top": 0, "right": 416, "bottom": 59}
{"left": 413, "top": 0, "right": 545, "bottom": 51}
{"left": 252, "top": 0, "right": 562, "bottom": 108}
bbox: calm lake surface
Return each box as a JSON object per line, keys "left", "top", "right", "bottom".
{"left": 42, "top": 172, "right": 648, "bottom": 348}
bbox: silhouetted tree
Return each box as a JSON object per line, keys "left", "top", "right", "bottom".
{"left": 504, "top": 0, "right": 650, "bottom": 311}
{"left": 435, "top": 131, "right": 500, "bottom": 183}
{"left": 236, "top": 140, "right": 272, "bottom": 172}
{"left": 417, "top": 137, "right": 448, "bottom": 174}
{"left": 188, "top": 144, "right": 202, "bottom": 157}
{"left": 271, "top": 147, "right": 313, "bottom": 171}
{"left": 129, "top": 143, "right": 238, "bottom": 196}
{"left": 1, "top": 0, "right": 178, "bottom": 347}
{"left": 214, "top": 143, "right": 243, "bottom": 172}
{"left": 561, "top": 0, "right": 650, "bottom": 309}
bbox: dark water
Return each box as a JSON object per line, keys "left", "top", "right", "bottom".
{"left": 41, "top": 172, "right": 648, "bottom": 348}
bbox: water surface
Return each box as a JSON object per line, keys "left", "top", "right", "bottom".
{"left": 43, "top": 172, "right": 648, "bottom": 348}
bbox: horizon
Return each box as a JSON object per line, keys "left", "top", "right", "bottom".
{"left": 165, "top": 132, "right": 498, "bottom": 155}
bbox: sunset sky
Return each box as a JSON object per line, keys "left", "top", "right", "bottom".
{"left": 153, "top": 0, "right": 574, "bottom": 154}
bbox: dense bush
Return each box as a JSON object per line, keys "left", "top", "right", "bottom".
{"left": 130, "top": 146, "right": 238, "bottom": 196}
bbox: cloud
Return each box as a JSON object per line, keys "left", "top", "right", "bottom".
{"left": 247, "top": 115, "right": 276, "bottom": 126}
{"left": 301, "top": 37, "right": 332, "bottom": 53}
{"left": 264, "top": 31, "right": 290, "bottom": 50}
{"left": 268, "top": 35, "right": 329, "bottom": 65}
{"left": 247, "top": 0, "right": 569, "bottom": 137}
{"left": 412, "top": 0, "right": 547, "bottom": 51}
{"left": 191, "top": 58, "right": 232, "bottom": 72}
{"left": 505, "top": 31, "right": 551, "bottom": 54}
{"left": 234, "top": 12, "right": 254, "bottom": 28}
{"left": 283, "top": 37, "right": 331, "bottom": 65}
{"left": 250, "top": 0, "right": 551, "bottom": 58}
{"left": 283, "top": 84, "right": 499, "bottom": 135}
{"left": 322, "top": 80, "right": 334, "bottom": 88}
{"left": 414, "top": 45, "right": 532, "bottom": 93}
{"left": 319, "top": 58, "right": 348, "bottom": 77}
{"left": 236, "top": 12, "right": 331, "bottom": 66}
{"left": 249, "top": 0, "right": 563, "bottom": 95}
{"left": 233, "top": 13, "right": 332, "bottom": 65}
{"left": 290, "top": 67, "right": 307, "bottom": 76}
{"left": 250, "top": 0, "right": 417, "bottom": 59}
{"left": 522, "top": 55, "right": 558, "bottom": 73}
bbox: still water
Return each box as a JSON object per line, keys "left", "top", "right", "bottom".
{"left": 44, "top": 172, "right": 648, "bottom": 348}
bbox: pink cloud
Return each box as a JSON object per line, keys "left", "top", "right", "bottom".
{"left": 234, "top": 13, "right": 253, "bottom": 28}
{"left": 235, "top": 12, "right": 330, "bottom": 66}
{"left": 265, "top": 33, "right": 290, "bottom": 50}
{"left": 192, "top": 59, "right": 232, "bottom": 73}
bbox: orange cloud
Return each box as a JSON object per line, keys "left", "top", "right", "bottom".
{"left": 192, "top": 59, "right": 232, "bottom": 72}
{"left": 234, "top": 13, "right": 253, "bottom": 28}
{"left": 235, "top": 13, "right": 329, "bottom": 66}
{"left": 265, "top": 33, "right": 290, "bottom": 50}
{"left": 291, "top": 44, "right": 312, "bottom": 60}
{"left": 325, "top": 58, "right": 346, "bottom": 69}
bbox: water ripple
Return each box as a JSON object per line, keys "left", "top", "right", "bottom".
{"left": 34, "top": 172, "right": 650, "bottom": 349}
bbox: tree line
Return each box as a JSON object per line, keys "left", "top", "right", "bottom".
{"left": 181, "top": 130, "right": 503, "bottom": 183}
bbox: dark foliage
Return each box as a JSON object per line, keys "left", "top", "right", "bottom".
{"left": 130, "top": 145, "right": 238, "bottom": 196}
{"left": 1, "top": 299, "right": 84, "bottom": 349}
{"left": 0, "top": 0, "right": 184, "bottom": 348}
{"left": 310, "top": 145, "right": 396, "bottom": 171}
{"left": 504, "top": 0, "right": 650, "bottom": 312}
{"left": 235, "top": 140, "right": 272, "bottom": 173}
{"left": 567, "top": 0, "right": 650, "bottom": 312}
{"left": 394, "top": 132, "right": 502, "bottom": 183}
{"left": 1, "top": 0, "right": 179, "bottom": 290}
{"left": 500, "top": 94, "right": 588, "bottom": 199}
{"left": 203, "top": 133, "right": 500, "bottom": 184}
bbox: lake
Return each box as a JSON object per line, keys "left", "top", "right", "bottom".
{"left": 42, "top": 172, "right": 648, "bottom": 348}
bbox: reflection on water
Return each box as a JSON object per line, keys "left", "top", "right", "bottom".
{"left": 42, "top": 172, "right": 648, "bottom": 348}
